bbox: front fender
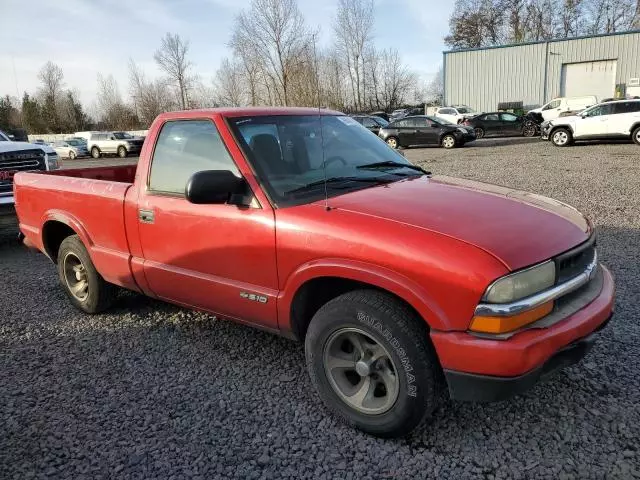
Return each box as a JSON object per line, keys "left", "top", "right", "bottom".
{"left": 278, "top": 258, "right": 450, "bottom": 332}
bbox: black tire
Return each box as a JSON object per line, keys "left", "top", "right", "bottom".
{"left": 551, "top": 128, "right": 573, "bottom": 147}
{"left": 632, "top": 126, "right": 640, "bottom": 146}
{"left": 385, "top": 136, "right": 399, "bottom": 149}
{"left": 522, "top": 124, "right": 537, "bottom": 137}
{"left": 57, "top": 235, "right": 117, "bottom": 313}
{"left": 69, "top": 150, "right": 76, "bottom": 160}
{"left": 91, "top": 147, "right": 101, "bottom": 159}
{"left": 441, "top": 134, "right": 457, "bottom": 149}
{"left": 474, "top": 128, "right": 485, "bottom": 139}
{"left": 305, "top": 290, "right": 442, "bottom": 438}
{"left": 117, "top": 146, "right": 128, "bottom": 158}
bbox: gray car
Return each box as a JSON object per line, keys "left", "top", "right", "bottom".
{"left": 52, "top": 139, "right": 89, "bottom": 159}
{"left": 87, "top": 131, "right": 144, "bottom": 159}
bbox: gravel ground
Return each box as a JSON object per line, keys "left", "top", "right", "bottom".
{"left": 1, "top": 138, "right": 639, "bottom": 479}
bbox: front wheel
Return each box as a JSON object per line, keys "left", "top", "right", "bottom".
{"left": 474, "top": 128, "right": 485, "bottom": 139}
{"left": 57, "top": 235, "right": 117, "bottom": 313}
{"left": 117, "top": 146, "right": 128, "bottom": 158}
{"left": 441, "top": 134, "right": 457, "bottom": 149}
{"left": 91, "top": 147, "right": 101, "bottom": 159}
{"left": 386, "top": 136, "right": 399, "bottom": 149}
{"left": 551, "top": 128, "right": 572, "bottom": 147}
{"left": 522, "top": 124, "right": 537, "bottom": 137}
{"left": 632, "top": 126, "right": 640, "bottom": 146}
{"left": 69, "top": 150, "right": 77, "bottom": 160}
{"left": 305, "top": 290, "right": 442, "bottom": 438}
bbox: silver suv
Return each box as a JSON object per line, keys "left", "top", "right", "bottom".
{"left": 87, "top": 131, "right": 144, "bottom": 159}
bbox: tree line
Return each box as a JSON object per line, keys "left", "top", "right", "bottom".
{"left": 0, "top": 0, "right": 427, "bottom": 135}
{"left": 446, "top": 0, "right": 640, "bottom": 49}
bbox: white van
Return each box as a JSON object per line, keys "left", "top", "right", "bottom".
{"left": 530, "top": 96, "right": 598, "bottom": 121}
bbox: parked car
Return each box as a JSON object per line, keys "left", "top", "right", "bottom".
{"left": 350, "top": 115, "right": 389, "bottom": 135}
{"left": 542, "top": 99, "right": 640, "bottom": 147}
{"left": 86, "top": 131, "right": 144, "bottom": 158}
{"left": 529, "top": 96, "right": 598, "bottom": 122}
{"left": 389, "top": 108, "right": 410, "bottom": 121}
{"left": 52, "top": 139, "right": 89, "bottom": 159}
{"left": 369, "top": 111, "right": 390, "bottom": 122}
{"left": 463, "top": 112, "right": 538, "bottom": 138}
{"left": 14, "top": 107, "right": 614, "bottom": 438}
{"left": 379, "top": 115, "right": 475, "bottom": 149}
{"left": 32, "top": 139, "right": 46, "bottom": 145}
{"left": 0, "top": 129, "right": 59, "bottom": 225}
{"left": 434, "top": 106, "right": 478, "bottom": 124}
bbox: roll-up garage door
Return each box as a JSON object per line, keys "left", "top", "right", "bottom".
{"left": 561, "top": 60, "right": 617, "bottom": 101}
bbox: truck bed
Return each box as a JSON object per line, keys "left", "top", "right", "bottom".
{"left": 14, "top": 164, "right": 139, "bottom": 292}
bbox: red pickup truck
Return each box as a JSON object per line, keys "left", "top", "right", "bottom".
{"left": 14, "top": 108, "right": 614, "bottom": 437}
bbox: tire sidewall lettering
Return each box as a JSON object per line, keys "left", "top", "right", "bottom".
{"left": 357, "top": 311, "right": 417, "bottom": 397}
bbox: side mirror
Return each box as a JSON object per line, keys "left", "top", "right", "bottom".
{"left": 185, "top": 170, "right": 245, "bottom": 205}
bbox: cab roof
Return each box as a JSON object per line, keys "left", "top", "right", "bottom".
{"left": 158, "top": 107, "right": 344, "bottom": 120}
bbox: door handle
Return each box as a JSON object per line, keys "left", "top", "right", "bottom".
{"left": 138, "top": 209, "right": 155, "bottom": 224}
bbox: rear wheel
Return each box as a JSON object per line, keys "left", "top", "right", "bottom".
{"left": 441, "top": 134, "right": 456, "bottom": 149}
{"left": 117, "top": 146, "right": 128, "bottom": 158}
{"left": 57, "top": 235, "right": 117, "bottom": 313}
{"left": 551, "top": 128, "right": 572, "bottom": 147}
{"left": 386, "top": 136, "right": 399, "bottom": 149}
{"left": 305, "top": 290, "right": 442, "bottom": 438}
{"left": 632, "top": 126, "right": 640, "bottom": 146}
{"left": 474, "top": 128, "right": 485, "bottom": 139}
{"left": 69, "top": 150, "right": 76, "bottom": 160}
{"left": 91, "top": 147, "right": 101, "bottom": 159}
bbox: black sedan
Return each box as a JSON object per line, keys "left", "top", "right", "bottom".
{"left": 378, "top": 116, "right": 475, "bottom": 149}
{"left": 463, "top": 112, "right": 537, "bottom": 139}
{"left": 350, "top": 115, "right": 390, "bottom": 135}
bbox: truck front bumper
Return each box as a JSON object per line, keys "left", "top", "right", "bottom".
{"left": 431, "top": 265, "right": 614, "bottom": 402}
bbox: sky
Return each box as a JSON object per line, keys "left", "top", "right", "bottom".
{"left": 0, "top": 0, "right": 455, "bottom": 109}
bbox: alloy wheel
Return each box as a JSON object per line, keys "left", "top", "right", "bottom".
{"left": 323, "top": 327, "right": 399, "bottom": 415}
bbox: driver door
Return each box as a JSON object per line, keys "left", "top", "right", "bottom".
{"left": 137, "top": 118, "right": 279, "bottom": 329}
{"left": 414, "top": 117, "right": 440, "bottom": 145}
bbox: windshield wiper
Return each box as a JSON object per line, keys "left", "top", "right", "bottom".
{"left": 284, "top": 176, "right": 393, "bottom": 196}
{"left": 356, "top": 161, "right": 431, "bottom": 175}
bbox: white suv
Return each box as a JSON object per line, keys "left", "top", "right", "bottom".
{"left": 434, "top": 106, "right": 478, "bottom": 124}
{"left": 542, "top": 100, "right": 640, "bottom": 147}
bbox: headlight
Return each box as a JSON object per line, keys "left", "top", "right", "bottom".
{"left": 45, "top": 153, "right": 60, "bottom": 170}
{"left": 483, "top": 261, "right": 555, "bottom": 303}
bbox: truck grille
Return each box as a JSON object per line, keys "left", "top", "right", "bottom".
{"left": 555, "top": 236, "right": 596, "bottom": 284}
{"left": 0, "top": 149, "right": 46, "bottom": 194}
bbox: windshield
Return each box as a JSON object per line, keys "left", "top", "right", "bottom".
{"left": 372, "top": 116, "right": 389, "bottom": 126}
{"left": 228, "top": 114, "right": 424, "bottom": 207}
{"left": 429, "top": 116, "right": 454, "bottom": 125}
{"left": 113, "top": 132, "right": 133, "bottom": 139}
{"left": 0, "top": 130, "right": 8, "bottom": 141}
{"left": 66, "top": 139, "right": 83, "bottom": 146}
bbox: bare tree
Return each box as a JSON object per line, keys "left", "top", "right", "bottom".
{"left": 129, "top": 59, "right": 175, "bottom": 126}
{"left": 445, "top": 0, "right": 504, "bottom": 48}
{"left": 378, "top": 49, "right": 414, "bottom": 111}
{"left": 426, "top": 66, "right": 444, "bottom": 105}
{"left": 231, "top": 0, "right": 311, "bottom": 106}
{"left": 154, "top": 33, "right": 193, "bottom": 109}
{"left": 214, "top": 58, "right": 247, "bottom": 107}
{"left": 96, "top": 74, "right": 139, "bottom": 130}
{"left": 333, "top": 0, "right": 375, "bottom": 110}
{"left": 38, "top": 61, "right": 64, "bottom": 100}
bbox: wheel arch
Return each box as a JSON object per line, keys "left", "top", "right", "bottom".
{"left": 41, "top": 212, "right": 93, "bottom": 263}
{"left": 281, "top": 261, "right": 448, "bottom": 341}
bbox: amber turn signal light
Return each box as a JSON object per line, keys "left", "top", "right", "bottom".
{"left": 469, "top": 301, "right": 554, "bottom": 334}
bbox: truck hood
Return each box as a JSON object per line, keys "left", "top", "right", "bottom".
{"left": 0, "top": 142, "right": 53, "bottom": 154}
{"left": 330, "top": 175, "right": 590, "bottom": 270}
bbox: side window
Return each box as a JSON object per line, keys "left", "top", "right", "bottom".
{"left": 394, "top": 119, "right": 408, "bottom": 128}
{"left": 149, "top": 120, "right": 239, "bottom": 195}
{"left": 362, "top": 118, "right": 377, "bottom": 128}
{"left": 500, "top": 113, "right": 519, "bottom": 122}
{"left": 583, "top": 104, "right": 612, "bottom": 118}
{"left": 612, "top": 102, "right": 639, "bottom": 114}
{"left": 485, "top": 114, "right": 499, "bottom": 121}
{"left": 439, "top": 108, "right": 454, "bottom": 115}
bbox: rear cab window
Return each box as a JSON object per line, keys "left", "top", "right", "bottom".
{"left": 149, "top": 119, "right": 240, "bottom": 195}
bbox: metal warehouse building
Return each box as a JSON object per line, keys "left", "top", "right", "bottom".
{"left": 443, "top": 30, "right": 640, "bottom": 112}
